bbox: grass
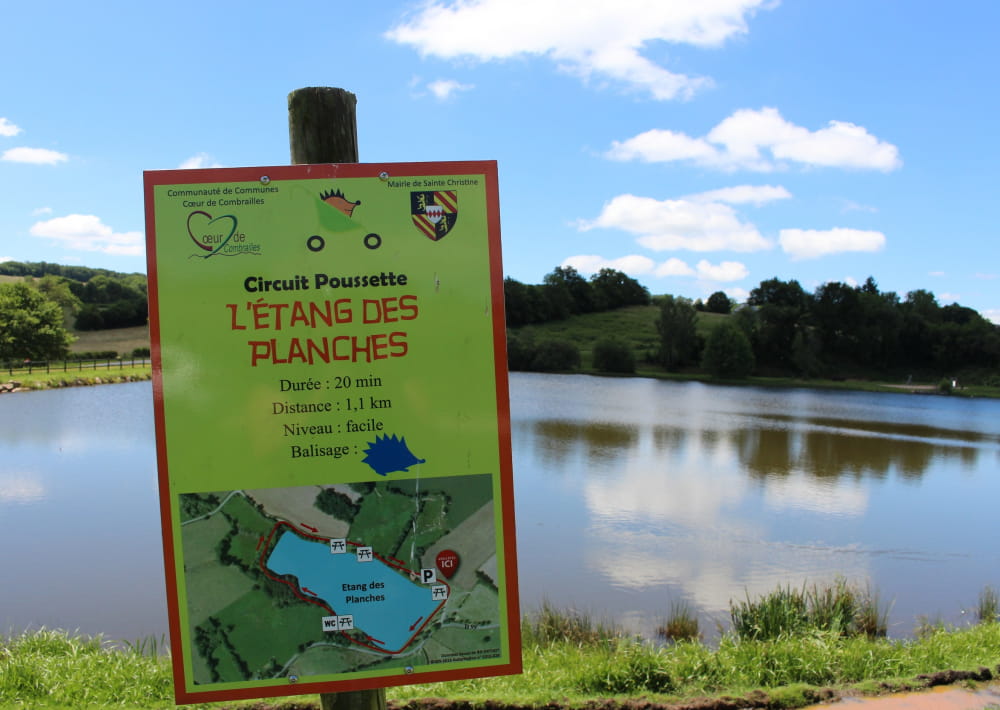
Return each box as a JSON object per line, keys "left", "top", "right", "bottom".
{"left": 729, "top": 581, "right": 889, "bottom": 642}
{"left": 522, "top": 600, "right": 620, "bottom": 647}
{"left": 5, "top": 583, "right": 1000, "bottom": 710}
{"left": 0, "top": 362, "right": 151, "bottom": 390}
{"left": 0, "top": 325, "right": 153, "bottom": 390}
{"left": 68, "top": 324, "right": 150, "bottom": 356}
{"left": 513, "top": 304, "right": 663, "bottom": 366}
{"left": 656, "top": 600, "right": 701, "bottom": 642}
{"left": 979, "top": 586, "right": 1000, "bottom": 624}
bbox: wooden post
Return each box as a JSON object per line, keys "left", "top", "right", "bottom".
{"left": 288, "top": 87, "right": 359, "bottom": 164}
{"left": 320, "top": 689, "right": 388, "bottom": 710}
{"left": 287, "top": 85, "right": 385, "bottom": 710}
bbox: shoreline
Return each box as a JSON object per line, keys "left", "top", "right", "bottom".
{"left": 0, "top": 369, "right": 152, "bottom": 394}
{"left": 1, "top": 367, "right": 986, "bottom": 400}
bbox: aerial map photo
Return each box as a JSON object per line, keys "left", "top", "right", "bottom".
{"left": 178, "top": 473, "right": 502, "bottom": 685}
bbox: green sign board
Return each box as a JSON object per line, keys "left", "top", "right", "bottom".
{"left": 143, "top": 161, "right": 520, "bottom": 704}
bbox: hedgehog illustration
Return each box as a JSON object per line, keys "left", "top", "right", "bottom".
{"left": 319, "top": 188, "right": 361, "bottom": 218}
{"left": 362, "top": 434, "right": 426, "bottom": 476}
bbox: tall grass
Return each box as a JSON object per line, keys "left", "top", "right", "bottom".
{"left": 522, "top": 600, "right": 619, "bottom": 647}
{"left": 6, "top": 585, "right": 1000, "bottom": 709}
{"left": 978, "top": 585, "right": 999, "bottom": 624}
{"left": 729, "top": 580, "right": 889, "bottom": 641}
{"left": 656, "top": 599, "right": 701, "bottom": 642}
{"left": 0, "top": 629, "right": 172, "bottom": 708}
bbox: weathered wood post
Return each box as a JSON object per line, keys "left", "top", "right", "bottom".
{"left": 287, "top": 85, "right": 386, "bottom": 710}
{"left": 288, "top": 87, "right": 359, "bottom": 164}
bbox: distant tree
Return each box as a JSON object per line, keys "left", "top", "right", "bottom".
{"left": 505, "top": 332, "right": 536, "bottom": 371}
{"left": 0, "top": 282, "right": 74, "bottom": 360}
{"left": 747, "top": 277, "right": 809, "bottom": 372}
{"left": 314, "top": 488, "right": 360, "bottom": 522}
{"left": 530, "top": 339, "right": 581, "bottom": 372}
{"left": 656, "top": 295, "right": 701, "bottom": 370}
{"left": 592, "top": 337, "right": 636, "bottom": 373}
{"left": 812, "top": 281, "right": 862, "bottom": 363}
{"left": 503, "top": 277, "right": 534, "bottom": 327}
{"left": 856, "top": 279, "right": 901, "bottom": 371}
{"left": 589, "top": 268, "right": 650, "bottom": 310}
{"left": 705, "top": 291, "right": 733, "bottom": 314}
{"left": 701, "top": 322, "right": 754, "bottom": 378}
{"left": 899, "top": 289, "right": 941, "bottom": 370}
{"left": 544, "top": 266, "right": 596, "bottom": 314}
{"left": 34, "top": 274, "right": 82, "bottom": 313}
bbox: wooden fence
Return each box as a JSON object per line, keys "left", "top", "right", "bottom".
{"left": 3, "top": 357, "right": 151, "bottom": 376}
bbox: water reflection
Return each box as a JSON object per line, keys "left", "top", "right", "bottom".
{"left": 512, "top": 373, "right": 1000, "bottom": 638}
{"left": 0, "top": 472, "right": 46, "bottom": 504}
{"left": 2, "top": 374, "right": 999, "bottom": 643}
{"left": 533, "top": 420, "right": 639, "bottom": 468}
{"left": 0, "top": 384, "right": 167, "bottom": 642}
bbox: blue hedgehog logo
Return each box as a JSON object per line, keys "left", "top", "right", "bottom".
{"left": 362, "top": 434, "right": 426, "bottom": 476}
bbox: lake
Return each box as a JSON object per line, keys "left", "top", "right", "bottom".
{"left": 2, "top": 374, "right": 998, "bottom": 642}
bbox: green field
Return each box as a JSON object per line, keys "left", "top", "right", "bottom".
{"left": 69, "top": 324, "right": 150, "bottom": 355}
{"left": 349, "top": 482, "right": 415, "bottom": 555}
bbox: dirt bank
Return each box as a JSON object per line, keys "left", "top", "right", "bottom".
{"left": 218, "top": 667, "right": 1000, "bottom": 710}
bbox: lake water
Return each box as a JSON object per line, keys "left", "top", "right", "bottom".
{"left": 2, "top": 374, "right": 999, "bottom": 642}
{"left": 265, "top": 526, "right": 443, "bottom": 652}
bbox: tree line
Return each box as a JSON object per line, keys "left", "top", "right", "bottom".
{"left": 0, "top": 260, "right": 147, "bottom": 331}
{"left": 721, "top": 276, "right": 999, "bottom": 380}
{"left": 507, "top": 272, "right": 1000, "bottom": 384}
{"left": 504, "top": 266, "right": 651, "bottom": 326}
{"left": 3, "top": 258, "right": 998, "bottom": 384}
{"left": 0, "top": 261, "right": 149, "bottom": 361}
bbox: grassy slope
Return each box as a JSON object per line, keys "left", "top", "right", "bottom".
{"left": 510, "top": 307, "right": 1000, "bottom": 396}
{"left": 69, "top": 324, "right": 150, "bottom": 355}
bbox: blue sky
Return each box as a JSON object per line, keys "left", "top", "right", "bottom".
{"left": 2, "top": 1, "right": 999, "bottom": 320}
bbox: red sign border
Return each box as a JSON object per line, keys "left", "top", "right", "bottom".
{"left": 143, "top": 160, "right": 521, "bottom": 704}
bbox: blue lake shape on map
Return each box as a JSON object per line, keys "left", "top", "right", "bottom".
{"left": 267, "top": 532, "right": 442, "bottom": 651}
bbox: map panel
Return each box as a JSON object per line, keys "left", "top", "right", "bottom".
{"left": 180, "top": 475, "right": 501, "bottom": 684}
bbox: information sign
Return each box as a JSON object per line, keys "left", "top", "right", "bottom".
{"left": 143, "top": 161, "right": 520, "bottom": 704}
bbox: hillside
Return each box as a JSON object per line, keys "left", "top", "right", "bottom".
{"left": 508, "top": 304, "right": 732, "bottom": 377}
{"left": 69, "top": 324, "right": 150, "bottom": 356}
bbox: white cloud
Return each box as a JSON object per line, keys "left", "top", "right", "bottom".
{"left": 655, "top": 258, "right": 696, "bottom": 277}
{"left": 725, "top": 286, "right": 749, "bottom": 302}
{"left": 561, "top": 254, "right": 749, "bottom": 285}
{"left": 695, "top": 259, "right": 748, "bottom": 282}
{"left": 0, "top": 256, "right": 13, "bottom": 263}
{"left": 0, "top": 473, "right": 46, "bottom": 503}
{"left": 841, "top": 199, "right": 878, "bottom": 214}
{"left": 779, "top": 227, "right": 886, "bottom": 260}
{"left": 688, "top": 184, "right": 791, "bottom": 205}
{"left": 974, "top": 272, "right": 998, "bottom": 280}
{"left": 29, "top": 214, "right": 144, "bottom": 256}
{"left": 386, "top": 0, "right": 774, "bottom": 100}
{"left": 427, "top": 78, "right": 474, "bottom": 100}
{"left": 580, "top": 193, "right": 772, "bottom": 252}
{"left": 31, "top": 206, "right": 53, "bottom": 216}
{"left": 763, "top": 474, "right": 868, "bottom": 517}
{"left": 561, "top": 254, "right": 655, "bottom": 275}
{"left": 983, "top": 309, "right": 1000, "bottom": 325}
{"left": 2, "top": 147, "right": 69, "bottom": 165}
{"left": 178, "top": 153, "right": 222, "bottom": 170}
{"left": 0, "top": 118, "right": 22, "bottom": 137}
{"left": 607, "top": 107, "right": 901, "bottom": 172}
